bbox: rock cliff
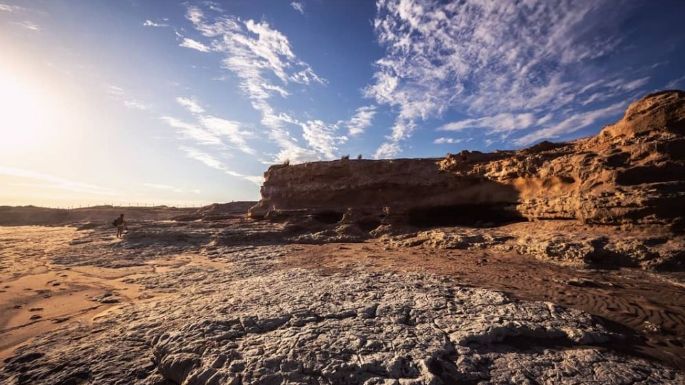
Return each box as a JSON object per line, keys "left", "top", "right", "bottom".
{"left": 250, "top": 90, "right": 685, "bottom": 232}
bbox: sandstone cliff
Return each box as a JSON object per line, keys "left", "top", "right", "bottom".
{"left": 250, "top": 90, "right": 685, "bottom": 232}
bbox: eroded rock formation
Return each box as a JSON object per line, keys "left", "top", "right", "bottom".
{"left": 250, "top": 91, "right": 685, "bottom": 231}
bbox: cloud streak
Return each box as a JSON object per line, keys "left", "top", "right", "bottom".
{"left": 179, "top": 146, "right": 262, "bottom": 185}
{"left": 164, "top": 97, "right": 256, "bottom": 156}
{"left": 291, "top": 2, "right": 305, "bottom": 15}
{"left": 0, "top": 3, "right": 22, "bottom": 12}
{"left": 143, "top": 19, "right": 168, "bottom": 28}
{"left": 433, "top": 137, "right": 462, "bottom": 145}
{"left": 515, "top": 102, "right": 625, "bottom": 146}
{"left": 15, "top": 20, "right": 39, "bottom": 31}
{"left": 176, "top": 96, "right": 205, "bottom": 114}
{"left": 347, "top": 105, "right": 376, "bottom": 136}
{"left": 180, "top": 37, "right": 211, "bottom": 52}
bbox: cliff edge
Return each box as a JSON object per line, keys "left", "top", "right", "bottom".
{"left": 250, "top": 90, "right": 685, "bottom": 232}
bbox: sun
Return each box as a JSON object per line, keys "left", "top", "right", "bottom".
{"left": 0, "top": 67, "right": 59, "bottom": 153}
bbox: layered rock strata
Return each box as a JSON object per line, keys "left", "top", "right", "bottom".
{"left": 250, "top": 91, "right": 685, "bottom": 231}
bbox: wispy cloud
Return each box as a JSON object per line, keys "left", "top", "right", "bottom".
{"left": 347, "top": 105, "right": 376, "bottom": 136}
{"left": 374, "top": 142, "right": 401, "bottom": 160}
{"left": 199, "top": 115, "right": 256, "bottom": 155}
{"left": 106, "top": 84, "right": 149, "bottom": 111}
{"left": 170, "top": 96, "right": 256, "bottom": 155}
{"left": 366, "top": 0, "right": 647, "bottom": 155}
{"left": 438, "top": 113, "right": 538, "bottom": 134}
{"left": 161, "top": 116, "right": 222, "bottom": 145}
{"left": 183, "top": 4, "right": 332, "bottom": 163}
{"left": 143, "top": 19, "right": 168, "bottom": 28}
{"left": 290, "top": 1, "right": 305, "bottom": 15}
{"left": 179, "top": 146, "right": 262, "bottom": 185}
{"left": 515, "top": 102, "right": 625, "bottom": 146}
{"left": 123, "top": 100, "right": 148, "bottom": 110}
{"left": 0, "top": 3, "right": 22, "bottom": 12}
{"left": 179, "top": 37, "right": 211, "bottom": 52}
{"left": 176, "top": 96, "right": 205, "bottom": 114}
{"left": 300, "top": 120, "right": 347, "bottom": 159}
{"left": 15, "top": 20, "right": 39, "bottom": 31}
{"left": 433, "top": 137, "right": 462, "bottom": 145}
{"left": 0, "top": 166, "right": 115, "bottom": 195}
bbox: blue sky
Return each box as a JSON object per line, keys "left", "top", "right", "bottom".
{"left": 1, "top": 0, "right": 684, "bottom": 207}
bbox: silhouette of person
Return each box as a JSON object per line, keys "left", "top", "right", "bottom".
{"left": 114, "top": 214, "right": 127, "bottom": 238}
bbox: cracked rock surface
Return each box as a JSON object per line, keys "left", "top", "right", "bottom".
{"left": 2, "top": 243, "right": 682, "bottom": 385}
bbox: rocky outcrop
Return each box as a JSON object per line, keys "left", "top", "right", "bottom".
{"left": 249, "top": 158, "right": 522, "bottom": 230}
{"left": 250, "top": 91, "right": 685, "bottom": 231}
{"left": 443, "top": 90, "right": 685, "bottom": 227}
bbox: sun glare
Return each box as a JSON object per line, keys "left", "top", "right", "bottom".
{"left": 0, "top": 68, "right": 62, "bottom": 153}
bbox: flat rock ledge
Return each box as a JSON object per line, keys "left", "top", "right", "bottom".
{"left": 2, "top": 248, "right": 683, "bottom": 384}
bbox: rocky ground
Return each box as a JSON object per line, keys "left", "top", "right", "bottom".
{"left": 1, "top": 217, "right": 684, "bottom": 384}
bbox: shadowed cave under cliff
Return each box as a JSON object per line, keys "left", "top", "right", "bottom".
{"left": 407, "top": 203, "right": 525, "bottom": 228}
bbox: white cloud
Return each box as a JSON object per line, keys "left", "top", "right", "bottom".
{"left": 433, "top": 137, "right": 462, "bottom": 144}
{"left": 0, "top": 166, "right": 114, "bottom": 195}
{"left": 172, "top": 95, "right": 256, "bottom": 155}
{"left": 366, "top": 0, "right": 640, "bottom": 155}
{"left": 347, "top": 105, "right": 376, "bottom": 136}
{"left": 180, "top": 37, "right": 211, "bottom": 52}
{"left": 184, "top": 5, "right": 329, "bottom": 163}
{"left": 291, "top": 1, "right": 305, "bottom": 15}
{"left": 143, "top": 19, "right": 168, "bottom": 28}
{"left": 374, "top": 142, "right": 401, "bottom": 159}
{"left": 515, "top": 102, "right": 625, "bottom": 145}
{"left": 180, "top": 145, "right": 225, "bottom": 169}
{"left": 179, "top": 146, "right": 262, "bottom": 185}
{"left": 199, "top": 115, "right": 256, "bottom": 155}
{"left": 16, "top": 20, "right": 39, "bottom": 31}
{"left": 161, "top": 116, "right": 222, "bottom": 145}
{"left": 123, "top": 100, "right": 148, "bottom": 110}
{"left": 438, "top": 113, "right": 537, "bottom": 134}
{"left": 176, "top": 96, "right": 205, "bottom": 114}
{"left": 0, "top": 3, "right": 21, "bottom": 12}
{"left": 300, "top": 120, "right": 347, "bottom": 159}
{"left": 163, "top": 97, "right": 256, "bottom": 155}
{"left": 622, "top": 77, "right": 650, "bottom": 92}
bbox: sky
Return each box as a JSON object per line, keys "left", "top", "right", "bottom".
{"left": 1, "top": 0, "right": 684, "bottom": 207}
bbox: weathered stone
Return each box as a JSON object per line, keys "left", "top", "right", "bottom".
{"left": 250, "top": 91, "right": 685, "bottom": 231}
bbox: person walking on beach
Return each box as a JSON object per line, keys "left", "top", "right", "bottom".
{"left": 113, "top": 214, "right": 127, "bottom": 238}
